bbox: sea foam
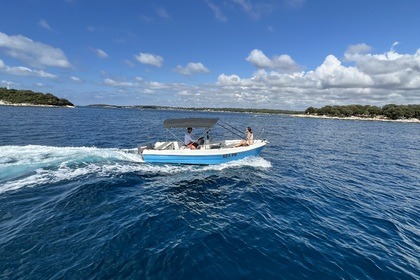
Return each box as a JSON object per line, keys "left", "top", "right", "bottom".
{"left": 0, "top": 145, "right": 270, "bottom": 194}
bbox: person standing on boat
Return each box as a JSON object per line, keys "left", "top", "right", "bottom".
{"left": 236, "top": 127, "right": 253, "bottom": 147}
{"left": 185, "top": 127, "right": 204, "bottom": 149}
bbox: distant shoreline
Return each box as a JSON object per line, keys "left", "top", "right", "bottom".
{"left": 2, "top": 101, "right": 418, "bottom": 123}
{"left": 292, "top": 114, "right": 420, "bottom": 123}
{"left": 0, "top": 100, "right": 75, "bottom": 108}
{"left": 86, "top": 104, "right": 300, "bottom": 115}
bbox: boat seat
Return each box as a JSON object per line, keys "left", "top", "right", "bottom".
{"left": 156, "top": 142, "right": 173, "bottom": 150}
{"left": 210, "top": 143, "right": 222, "bottom": 149}
{"left": 222, "top": 142, "right": 238, "bottom": 148}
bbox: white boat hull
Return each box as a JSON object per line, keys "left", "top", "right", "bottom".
{"left": 141, "top": 140, "right": 267, "bottom": 165}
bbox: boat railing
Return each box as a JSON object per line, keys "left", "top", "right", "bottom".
{"left": 257, "top": 129, "right": 266, "bottom": 141}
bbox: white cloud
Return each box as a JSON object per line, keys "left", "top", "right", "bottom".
{"left": 94, "top": 48, "right": 109, "bottom": 58}
{"left": 134, "top": 52, "right": 163, "bottom": 67}
{"left": 0, "top": 32, "right": 71, "bottom": 68}
{"left": 62, "top": 44, "right": 420, "bottom": 109}
{"left": 217, "top": 74, "right": 242, "bottom": 86}
{"left": 252, "top": 69, "right": 316, "bottom": 88}
{"left": 343, "top": 44, "right": 420, "bottom": 92}
{"left": 246, "top": 49, "right": 300, "bottom": 72}
{"left": 174, "top": 62, "right": 210, "bottom": 76}
{"left": 0, "top": 59, "right": 56, "bottom": 78}
{"left": 246, "top": 49, "right": 272, "bottom": 68}
{"left": 147, "top": 81, "right": 169, "bottom": 89}
{"left": 356, "top": 52, "right": 414, "bottom": 75}
{"left": 345, "top": 43, "right": 372, "bottom": 57}
{"left": 210, "top": 47, "right": 420, "bottom": 109}
{"left": 206, "top": 0, "right": 279, "bottom": 22}
{"left": 391, "top": 41, "right": 400, "bottom": 51}
{"left": 104, "top": 78, "right": 137, "bottom": 87}
{"left": 313, "top": 55, "right": 374, "bottom": 88}
{"left": 70, "top": 76, "right": 82, "bottom": 83}
{"left": 205, "top": 0, "right": 227, "bottom": 22}
{"left": 39, "top": 19, "right": 51, "bottom": 30}
{"left": 232, "top": 0, "right": 272, "bottom": 20}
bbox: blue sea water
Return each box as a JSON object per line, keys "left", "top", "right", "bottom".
{"left": 0, "top": 106, "right": 419, "bottom": 279}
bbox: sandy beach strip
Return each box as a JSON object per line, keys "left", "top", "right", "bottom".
{"left": 291, "top": 114, "right": 420, "bottom": 123}
{"left": 0, "top": 100, "right": 74, "bottom": 108}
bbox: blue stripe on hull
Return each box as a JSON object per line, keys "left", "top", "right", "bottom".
{"left": 143, "top": 146, "right": 265, "bottom": 165}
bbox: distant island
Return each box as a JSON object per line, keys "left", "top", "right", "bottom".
{"left": 87, "top": 104, "right": 301, "bottom": 115}
{"left": 2, "top": 87, "right": 417, "bottom": 123}
{"left": 299, "top": 104, "right": 420, "bottom": 122}
{"left": 0, "top": 88, "right": 74, "bottom": 107}
{"left": 88, "top": 103, "right": 420, "bottom": 123}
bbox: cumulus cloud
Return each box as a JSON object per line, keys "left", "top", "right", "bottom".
{"left": 343, "top": 43, "right": 420, "bottom": 91}
{"left": 92, "top": 44, "right": 419, "bottom": 110}
{"left": 0, "top": 59, "right": 56, "bottom": 78}
{"left": 174, "top": 62, "right": 210, "bottom": 76}
{"left": 313, "top": 55, "right": 374, "bottom": 88}
{"left": 134, "top": 52, "right": 163, "bottom": 67}
{"left": 344, "top": 43, "right": 410, "bottom": 75}
{"left": 217, "top": 74, "right": 242, "bottom": 86}
{"left": 213, "top": 46, "right": 420, "bottom": 109}
{"left": 0, "top": 32, "right": 71, "bottom": 68}
{"left": 246, "top": 49, "right": 300, "bottom": 72}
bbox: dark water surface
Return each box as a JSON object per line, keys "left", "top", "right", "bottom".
{"left": 0, "top": 106, "right": 419, "bottom": 279}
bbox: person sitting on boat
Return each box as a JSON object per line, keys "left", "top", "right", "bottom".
{"left": 184, "top": 127, "right": 204, "bottom": 149}
{"left": 236, "top": 127, "right": 253, "bottom": 147}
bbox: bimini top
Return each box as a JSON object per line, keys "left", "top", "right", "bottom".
{"left": 163, "top": 118, "right": 219, "bottom": 129}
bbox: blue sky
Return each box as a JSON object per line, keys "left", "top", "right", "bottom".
{"left": 1, "top": 0, "right": 419, "bottom": 109}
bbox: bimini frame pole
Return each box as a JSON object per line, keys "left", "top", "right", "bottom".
{"left": 218, "top": 121, "right": 245, "bottom": 140}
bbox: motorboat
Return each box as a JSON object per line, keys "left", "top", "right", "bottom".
{"left": 138, "top": 118, "right": 268, "bottom": 165}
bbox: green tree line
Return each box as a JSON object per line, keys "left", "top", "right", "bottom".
{"left": 89, "top": 104, "right": 302, "bottom": 114}
{"left": 305, "top": 104, "right": 420, "bottom": 120}
{"left": 0, "top": 88, "right": 74, "bottom": 107}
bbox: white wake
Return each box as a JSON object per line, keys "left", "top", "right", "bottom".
{"left": 0, "top": 145, "right": 271, "bottom": 194}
